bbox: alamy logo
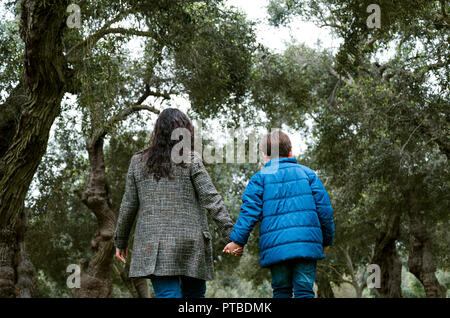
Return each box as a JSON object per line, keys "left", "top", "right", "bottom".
{"left": 169, "top": 121, "right": 282, "bottom": 174}
{"left": 66, "top": 4, "right": 81, "bottom": 29}
{"left": 366, "top": 264, "right": 381, "bottom": 289}
{"left": 66, "top": 264, "right": 81, "bottom": 288}
{"left": 366, "top": 4, "right": 381, "bottom": 29}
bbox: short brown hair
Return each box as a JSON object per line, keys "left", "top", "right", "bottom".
{"left": 260, "top": 130, "right": 292, "bottom": 158}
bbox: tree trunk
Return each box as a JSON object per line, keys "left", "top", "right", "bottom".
{"left": 354, "top": 284, "right": 364, "bottom": 298}
{"left": 0, "top": 0, "right": 68, "bottom": 298}
{"left": 0, "top": 83, "right": 27, "bottom": 157}
{"left": 132, "top": 277, "right": 150, "bottom": 298}
{"left": 341, "top": 246, "right": 367, "bottom": 298}
{"left": 407, "top": 201, "right": 446, "bottom": 298}
{"left": 116, "top": 262, "right": 150, "bottom": 298}
{"left": 0, "top": 208, "right": 36, "bottom": 298}
{"left": 372, "top": 213, "right": 403, "bottom": 298}
{"left": 73, "top": 137, "right": 117, "bottom": 297}
{"left": 74, "top": 136, "right": 151, "bottom": 298}
{"left": 13, "top": 209, "right": 36, "bottom": 298}
{"left": 316, "top": 271, "right": 335, "bottom": 298}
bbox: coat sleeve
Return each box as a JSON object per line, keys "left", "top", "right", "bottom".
{"left": 190, "top": 152, "right": 234, "bottom": 241}
{"left": 114, "top": 154, "right": 140, "bottom": 249}
{"left": 229, "top": 172, "right": 263, "bottom": 246}
{"left": 304, "top": 167, "right": 335, "bottom": 246}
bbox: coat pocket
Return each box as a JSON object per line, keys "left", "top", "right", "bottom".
{"left": 130, "top": 239, "right": 159, "bottom": 276}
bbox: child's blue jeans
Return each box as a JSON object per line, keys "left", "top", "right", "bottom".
{"left": 270, "top": 259, "right": 317, "bottom": 298}
{"left": 150, "top": 275, "right": 206, "bottom": 298}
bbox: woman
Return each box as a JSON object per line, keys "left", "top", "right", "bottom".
{"left": 114, "top": 108, "right": 237, "bottom": 298}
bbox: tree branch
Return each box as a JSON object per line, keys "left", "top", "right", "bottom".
{"left": 400, "top": 121, "right": 423, "bottom": 154}
{"left": 67, "top": 26, "right": 157, "bottom": 61}
{"left": 90, "top": 104, "right": 160, "bottom": 145}
{"left": 317, "top": 262, "right": 347, "bottom": 282}
{"left": 136, "top": 82, "right": 172, "bottom": 104}
{"left": 319, "top": 22, "right": 345, "bottom": 32}
{"left": 342, "top": 246, "right": 357, "bottom": 283}
{"left": 440, "top": 0, "right": 447, "bottom": 17}
{"left": 328, "top": 67, "right": 356, "bottom": 88}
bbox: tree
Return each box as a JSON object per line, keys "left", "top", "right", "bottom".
{"left": 0, "top": 0, "right": 70, "bottom": 298}
{"left": 1, "top": 0, "right": 257, "bottom": 298}
{"left": 265, "top": 0, "right": 449, "bottom": 298}
{"left": 70, "top": 1, "right": 256, "bottom": 297}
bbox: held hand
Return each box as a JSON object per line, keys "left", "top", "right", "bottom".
{"left": 323, "top": 246, "right": 330, "bottom": 255}
{"left": 115, "top": 248, "right": 127, "bottom": 263}
{"left": 223, "top": 242, "right": 243, "bottom": 257}
{"left": 233, "top": 246, "right": 244, "bottom": 257}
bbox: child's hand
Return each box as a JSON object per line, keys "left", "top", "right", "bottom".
{"left": 233, "top": 246, "right": 244, "bottom": 257}
{"left": 223, "top": 242, "right": 243, "bottom": 257}
{"left": 323, "top": 246, "right": 330, "bottom": 255}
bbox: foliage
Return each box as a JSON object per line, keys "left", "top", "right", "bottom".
{"left": 1, "top": 0, "right": 448, "bottom": 297}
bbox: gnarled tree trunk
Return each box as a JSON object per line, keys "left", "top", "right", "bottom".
{"left": 73, "top": 137, "right": 116, "bottom": 297}
{"left": 74, "top": 136, "right": 149, "bottom": 298}
{"left": 0, "top": 0, "right": 68, "bottom": 298}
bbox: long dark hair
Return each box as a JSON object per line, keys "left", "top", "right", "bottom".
{"left": 143, "top": 108, "right": 194, "bottom": 181}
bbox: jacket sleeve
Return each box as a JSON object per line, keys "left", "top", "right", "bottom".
{"left": 229, "top": 172, "right": 263, "bottom": 246}
{"left": 114, "top": 154, "right": 140, "bottom": 249}
{"left": 190, "top": 152, "right": 234, "bottom": 241}
{"left": 304, "top": 167, "right": 335, "bottom": 246}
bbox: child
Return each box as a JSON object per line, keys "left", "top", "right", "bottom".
{"left": 224, "top": 130, "right": 335, "bottom": 298}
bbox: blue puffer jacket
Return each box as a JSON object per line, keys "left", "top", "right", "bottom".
{"left": 229, "top": 157, "right": 335, "bottom": 267}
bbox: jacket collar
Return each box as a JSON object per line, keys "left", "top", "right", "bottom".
{"left": 265, "top": 157, "right": 297, "bottom": 167}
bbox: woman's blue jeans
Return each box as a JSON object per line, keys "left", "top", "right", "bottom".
{"left": 270, "top": 259, "right": 317, "bottom": 298}
{"left": 150, "top": 275, "right": 206, "bottom": 298}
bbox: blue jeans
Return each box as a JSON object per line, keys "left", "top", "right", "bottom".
{"left": 150, "top": 275, "right": 206, "bottom": 298}
{"left": 270, "top": 259, "right": 317, "bottom": 298}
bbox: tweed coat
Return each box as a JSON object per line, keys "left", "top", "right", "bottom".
{"left": 114, "top": 150, "right": 234, "bottom": 281}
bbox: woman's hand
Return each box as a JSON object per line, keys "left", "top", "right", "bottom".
{"left": 115, "top": 248, "right": 128, "bottom": 263}
{"left": 223, "top": 242, "right": 243, "bottom": 257}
